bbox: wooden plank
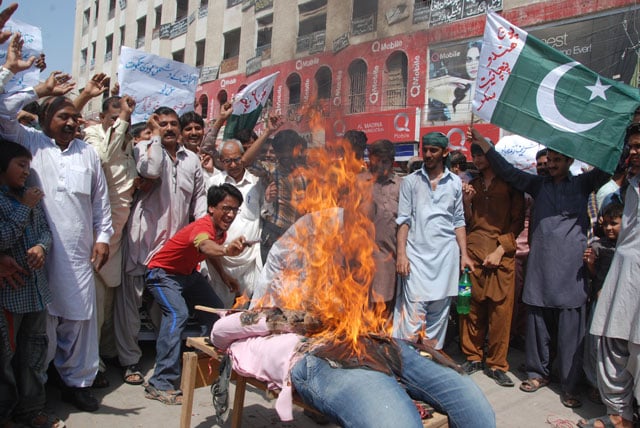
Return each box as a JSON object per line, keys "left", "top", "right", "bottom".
{"left": 180, "top": 352, "right": 198, "bottom": 428}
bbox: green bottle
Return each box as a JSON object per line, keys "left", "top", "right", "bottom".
{"left": 457, "top": 267, "right": 472, "bottom": 315}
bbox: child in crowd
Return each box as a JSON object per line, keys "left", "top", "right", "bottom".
{"left": 582, "top": 202, "right": 623, "bottom": 402}
{"left": 0, "top": 141, "right": 62, "bottom": 428}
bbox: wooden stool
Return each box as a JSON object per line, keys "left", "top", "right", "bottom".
{"left": 179, "top": 336, "right": 448, "bottom": 428}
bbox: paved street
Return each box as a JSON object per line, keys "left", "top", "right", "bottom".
{"left": 43, "top": 339, "right": 609, "bottom": 428}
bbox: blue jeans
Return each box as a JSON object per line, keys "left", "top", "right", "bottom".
{"left": 145, "top": 268, "right": 222, "bottom": 390}
{"left": 291, "top": 340, "right": 495, "bottom": 428}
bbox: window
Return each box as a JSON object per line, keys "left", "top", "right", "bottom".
{"left": 120, "top": 25, "right": 125, "bottom": 46}
{"left": 298, "top": 14, "right": 326, "bottom": 37}
{"left": 223, "top": 29, "right": 241, "bottom": 60}
{"left": 385, "top": 51, "right": 408, "bottom": 109}
{"left": 105, "top": 34, "right": 113, "bottom": 61}
{"left": 199, "top": 0, "right": 209, "bottom": 17}
{"left": 90, "top": 41, "right": 97, "bottom": 69}
{"left": 195, "top": 40, "right": 206, "bottom": 67}
{"left": 82, "top": 8, "right": 90, "bottom": 33}
{"left": 256, "top": 14, "right": 272, "bottom": 57}
{"left": 94, "top": 0, "right": 99, "bottom": 22}
{"left": 136, "top": 17, "right": 146, "bottom": 48}
{"left": 348, "top": 59, "right": 367, "bottom": 114}
{"left": 297, "top": 1, "right": 326, "bottom": 53}
{"left": 315, "top": 66, "right": 332, "bottom": 100}
{"left": 108, "top": 0, "right": 116, "bottom": 19}
{"left": 155, "top": 6, "right": 162, "bottom": 28}
{"left": 352, "top": 0, "right": 377, "bottom": 35}
{"left": 199, "top": 94, "right": 209, "bottom": 118}
{"left": 173, "top": 49, "right": 185, "bottom": 63}
{"left": 176, "top": 0, "right": 188, "bottom": 20}
{"left": 80, "top": 48, "right": 88, "bottom": 67}
{"left": 286, "top": 73, "right": 301, "bottom": 105}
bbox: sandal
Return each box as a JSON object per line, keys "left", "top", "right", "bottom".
{"left": 519, "top": 377, "right": 549, "bottom": 393}
{"left": 577, "top": 416, "right": 615, "bottom": 428}
{"left": 123, "top": 364, "right": 145, "bottom": 385}
{"left": 560, "top": 392, "right": 582, "bottom": 409}
{"left": 144, "top": 384, "right": 183, "bottom": 405}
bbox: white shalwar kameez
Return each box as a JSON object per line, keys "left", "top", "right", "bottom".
{"left": 206, "top": 170, "right": 264, "bottom": 306}
{"left": 0, "top": 89, "right": 113, "bottom": 387}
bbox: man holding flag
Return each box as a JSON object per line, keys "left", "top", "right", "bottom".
{"left": 222, "top": 72, "right": 279, "bottom": 141}
{"left": 469, "top": 11, "right": 639, "bottom": 408}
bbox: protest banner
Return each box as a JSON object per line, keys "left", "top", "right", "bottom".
{"left": 118, "top": 46, "right": 199, "bottom": 123}
{"left": 0, "top": 19, "right": 42, "bottom": 93}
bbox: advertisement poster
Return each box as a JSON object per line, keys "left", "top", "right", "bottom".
{"left": 424, "top": 39, "right": 483, "bottom": 126}
{"left": 423, "top": 9, "right": 640, "bottom": 128}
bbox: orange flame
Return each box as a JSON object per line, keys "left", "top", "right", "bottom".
{"left": 253, "top": 134, "right": 390, "bottom": 357}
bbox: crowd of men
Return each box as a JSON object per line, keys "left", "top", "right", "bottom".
{"left": 1, "top": 3, "right": 639, "bottom": 428}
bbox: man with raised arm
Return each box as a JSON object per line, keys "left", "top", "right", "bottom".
{"left": 468, "top": 128, "right": 610, "bottom": 408}
{"left": 0, "top": 48, "right": 112, "bottom": 412}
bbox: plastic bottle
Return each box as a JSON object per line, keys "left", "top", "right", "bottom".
{"left": 457, "top": 267, "right": 472, "bottom": 315}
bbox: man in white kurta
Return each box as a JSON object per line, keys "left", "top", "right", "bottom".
{"left": 588, "top": 128, "right": 640, "bottom": 428}
{"left": 0, "top": 75, "right": 112, "bottom": 411}
{"left": 393, "top": 132, "right": 472, "bottom": 350}
{"left": 84, "top": 95, "right": 137, "bottom": 378}
{"left": 207, "top": 140, "right": 264, "bottom": 306}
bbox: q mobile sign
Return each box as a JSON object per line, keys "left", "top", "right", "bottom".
{"left": 330, "top": 107, "right": 420, "bottom": 143}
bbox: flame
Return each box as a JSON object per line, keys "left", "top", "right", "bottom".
{"left": 252, "top": 134, "right": 390, "bottom": 357}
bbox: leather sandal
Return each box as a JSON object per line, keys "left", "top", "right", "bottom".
{"left": 519, "top": 377, "right": 549, "bottom": 393}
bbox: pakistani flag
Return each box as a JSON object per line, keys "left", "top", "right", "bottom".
{"left": 223, "top": 71, "right": 279, "bottom": 140}
{"left": 473, "top": 12, "right": 640, "bottom": 173}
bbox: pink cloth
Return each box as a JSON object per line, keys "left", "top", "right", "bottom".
{"left": 211, "top": 313, "right": 303, "bottom": 421}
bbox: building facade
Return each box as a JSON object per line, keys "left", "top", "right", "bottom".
{"left": 73, "top": 0, "right": 639, "bottom": 158}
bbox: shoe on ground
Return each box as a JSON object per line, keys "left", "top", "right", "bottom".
{"left": 91, "top": 371, "right": 110, "bottom": 389}
{"left": 461, "top": 360, "right": 483, "bottom": 375}
{"left": 560, "top": 391, "right": 582, "bottom": 408}
{"left": 61, "top": 387, "right": 99, "bottom": 412}
{"left": 14, "top": 410, "right": 65, "bottom": 428}
{"left": 484, "top": 368, "right": 514, "bottom": 387}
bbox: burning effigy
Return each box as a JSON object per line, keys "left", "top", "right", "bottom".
{"left": 210, "top": 138, "right": 495, "bottom": 427}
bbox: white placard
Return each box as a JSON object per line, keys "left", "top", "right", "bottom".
{"left": 118, "top": 46, "right": 199, "bottom": 123}
{"left": 0, "top": 19, "right": 42, "bottom": 93}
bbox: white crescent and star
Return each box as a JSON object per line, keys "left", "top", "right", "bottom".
{"left": 535, "top": 61, "right": 608, "bottom": 134}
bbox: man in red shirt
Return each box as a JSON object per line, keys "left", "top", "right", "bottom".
{"left": 143, "top": 183, "right": 246, "bottom": 405}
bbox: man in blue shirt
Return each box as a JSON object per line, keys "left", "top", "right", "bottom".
{"left": 393, "top": 132, "right": 473, "bottom": 349}
{"left": 468, "top": 128, "right": 610, "bottom": 409}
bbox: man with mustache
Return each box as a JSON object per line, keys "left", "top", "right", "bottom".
{"left": 82, "top": 92, "right": 138, "bottom": 388}
{"left": 206, "top": 139, "right": 264, "bottom": 307}
{"left": 468, "top": 128, "right": 610, "bottom": 409}
{"left": 116, "top": 106, "right": 207, "bottom": 387}
{"left": 0, "top": 65, "right": 113, "bottom": 412}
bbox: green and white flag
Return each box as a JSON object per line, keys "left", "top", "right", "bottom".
{"left": 223, "top": 71, "right": 279, "bottom": 140}
{"left": 473, "top": 12, "right": 640, "bottom": 173}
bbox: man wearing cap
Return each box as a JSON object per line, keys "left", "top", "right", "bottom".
{"left": 393, "top": 132, "right": 473, "bottom": 349}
